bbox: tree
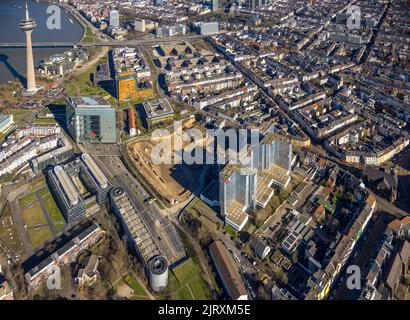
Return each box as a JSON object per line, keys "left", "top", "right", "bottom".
{"left": 291, "top": 250, "right": 298, "bottom": 264}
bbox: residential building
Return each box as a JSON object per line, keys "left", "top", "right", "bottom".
{"left": 75, "top": 254, "right": 99, "bottom": 287}
{"left": 192, "top": 22, "right": 219, "bottom": 35}
{"left": 24, "top": 222, "right": 104, "bottom": 292}
{"left": 0, "top": 276, "right": 14, "bottom": 300}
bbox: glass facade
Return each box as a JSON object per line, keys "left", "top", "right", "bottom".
{"left": 220, "top": 169, "right": 257, "bottom": 217}
{"left": 66, "top": 100, "right": 117, "bottom": 144}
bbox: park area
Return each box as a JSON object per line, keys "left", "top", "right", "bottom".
{"left": 120, "top": 274, "right": 151, "bottom": 300}
{"left": 17, "top": 185, "right": 66, "bottom": 249}
{"left": 0, "top": 203, "right": 22, "bottom": 255}
{"left": 167, "top": 258, "right": 212, "bottom": 300}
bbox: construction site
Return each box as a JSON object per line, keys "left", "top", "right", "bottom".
{"left": 126, "top": 118, "right": 211, "bottom": 205}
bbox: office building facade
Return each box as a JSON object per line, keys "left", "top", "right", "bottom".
{"left": 66, "top": 96, "right": 117, "bottom": 144}
{"left": 211, "top": 0, "right": 219, "bottom": 11}
{"left": 109, "top": 10, "right": 120, "bottom": 27}
{"left": 258, "top": 133, "right": 292, "bottom": 173}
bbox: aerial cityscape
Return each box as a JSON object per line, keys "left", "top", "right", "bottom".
{"left": 0, "top": 0, "right": 409, "bottom": 305}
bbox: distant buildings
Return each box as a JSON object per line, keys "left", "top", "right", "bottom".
{"left": 38, "top": 49, "right": 89, "bottom": 77}
{"left": 192, "top": 21, "right": 219, "bottom": 35}
{"left": 66, "top": 96, "right": 117, "bottom": 144}
{"left": 0, "top": 114, "right": 14, "bottom": 134}
{"left": 209, "top": 241, "right": 248, "bottom": 300}
{"left": 112, "top": 48, "right": 153, "bottom": 102}
{"left": 47, "top": 153, "right": 112, "bottom": 224}
{"left": 156, "top": 24, "right": 186, "bottom": 37}
{"left": 109, "top": 10, "right": 120, "bottom": 27}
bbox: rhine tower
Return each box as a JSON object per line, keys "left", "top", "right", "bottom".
{"left": 19, "top": 0, "right": 40, "bottom": 95}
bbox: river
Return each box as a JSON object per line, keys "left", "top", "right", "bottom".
{"left": 0, "top": 0, "right": 84, "bottom": 84}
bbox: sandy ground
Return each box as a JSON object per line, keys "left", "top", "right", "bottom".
{"left": 127, "top": 123, "right": 209, "bottom": 204}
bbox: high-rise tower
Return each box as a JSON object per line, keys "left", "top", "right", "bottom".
{"left": 19, "top": 0, "right": 39, "bottom": 95}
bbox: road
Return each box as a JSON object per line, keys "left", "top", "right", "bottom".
{"left": 92, "top": 154, "right": 186, "bottom": 265}
{"left": 332, "top": 212, "right": 390, "bottom": 300}
{"left": 0, "top": 34, "right": 225, "bottom": 49}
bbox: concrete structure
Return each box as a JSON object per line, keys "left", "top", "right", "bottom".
{"left": 47, "top": 153, "right": 112, "bottom": 224}
{"left": 219, "top": 164, "right": 256, "bottom": 231}
{"left": 19, "top": 1, "right": 40, "bottom": 95}
{"left": 66, "top": 96, "right": 117, "bottom": 144}
{"left": 142, "top": 99, "right": 175, "bottom": 128}
{"left": 24, "top": 222, "right": 104, "bottom": 292}
{"left": 134, "top": 19, "right": 157, "bottom": 33}
{"left": 258, "top": 133, "right": 292, "bottom": 173}
{"left": 0, "top": 134, "right": 63, "bottom": 177}
{"left": 128, "top": 107, "right": 137, "bottom": 136}
{"left": 0, "top": 114, "right": 14, "bottom": 134}
{"left": 211, "top": 0, "right": 219, "bottom": 11}
{"left": 110, "top": 186, "right": 169, "bottom": 291}
{"left": 148, "top": 255, "right": 169, "bottom": 291}
{"left": 30, "top": 134, "right": 73, "bottom": 174}
{"left": 0, "top": 276, "right": 14, "bottom": 300}
{"left": 209, "top": 241, "right": 248, "bottom": 300}
{"left": 156, "top": 25, "right": 186, "bottom": 37}
{"left": 192, "top": 21, "right": 219, "bottom": 35}
{"left": 109, "top": 10, "right": 120, "bottom": 27}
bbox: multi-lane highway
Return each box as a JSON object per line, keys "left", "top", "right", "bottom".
{"left": 93, "top": 155, "right": 186, "bottom": 265}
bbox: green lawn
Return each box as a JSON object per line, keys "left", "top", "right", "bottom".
{"left": 123, "top": 274, "right": 149, "bottom": 298}
{"left": 0, "top": 204, "right": 22, "bottom": 253}
{"left": 224, "top": 224, "right": 239, "bottom": 237}
{"left": 172, "top": 258, "right": 197, "bottom": 283}
{"left": 18, "top": 193, "right": 38, "bottom": 209}
{"left": 169, "top": 258, "right": 211, "bottom": 300}
{"left": 38, "top": 187, "right": 50, "bottom": 199}
{"left": 22, "top": 203, "right": 47, "bottom": 228}
{"left": 82, "top": 27, "right": 99, "bottom": 43}
{"left": 43, "top": 194, "right": 65, "bottom": 231}
{"left": 27, "top": 226, "right": 53, "bottom": 248}
{"left": 64, "top": 67, "right": 112, "bottom": 98}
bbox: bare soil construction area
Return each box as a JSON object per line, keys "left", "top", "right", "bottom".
{"left": 126, "top": 122, "right": 209, "bottom": 205}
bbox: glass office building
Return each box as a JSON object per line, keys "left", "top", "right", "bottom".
{"left": 219, "top": 165, "right": 257, "bottom": 218}
{"left": 66, "top": 96, "right": 117, "bottom": 144}
{"left": 258, "top": 133, "right": 292, "bottom": 172}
